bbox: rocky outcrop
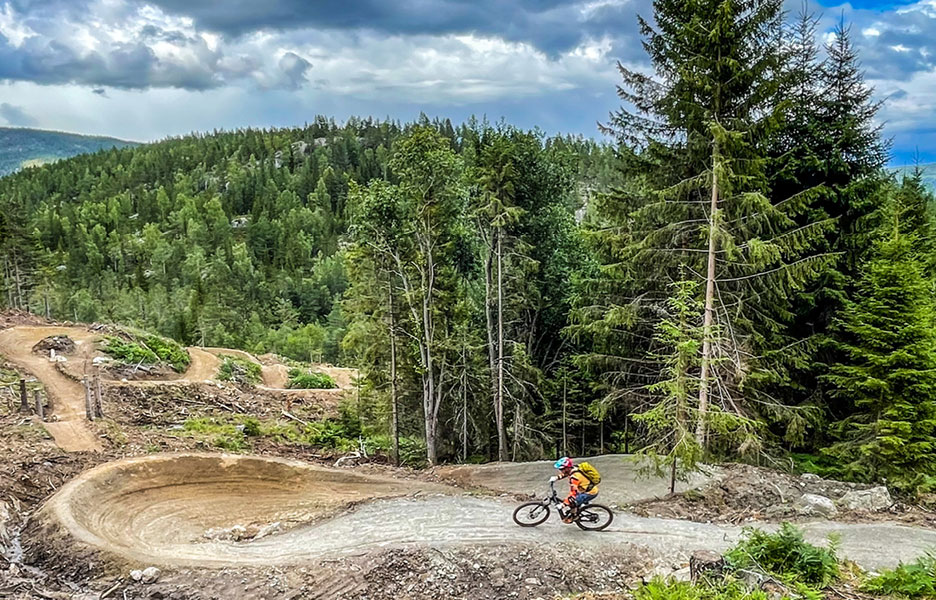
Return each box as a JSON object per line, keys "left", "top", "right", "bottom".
{"left": 839, "top": 487, "right": 892, "bottom": 512}
{"left": 795, "top": 493, "right": 838, "bottom": 517}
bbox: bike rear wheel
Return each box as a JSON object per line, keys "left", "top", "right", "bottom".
{"left": 575, "top": 504, "right": 613, "bottom": 531}
{"left": 513, "top": 502, "right": 550, "bottom": 527}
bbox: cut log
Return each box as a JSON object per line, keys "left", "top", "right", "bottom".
{"left": 690, "top": 550, "right": 725, "bottom": 583}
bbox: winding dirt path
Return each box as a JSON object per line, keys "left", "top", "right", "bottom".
{"left": 0, "top": 326, "right": 354, "bottom": 452}
{"left": 0, "top": 326, "right": 102, "bottom": 452}
{"left": 39, "top": 454, "right": 936, "bottom": 570}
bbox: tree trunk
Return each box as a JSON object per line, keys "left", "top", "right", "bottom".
{"left": 511, "top": 401, "right": 521, "bottom": 461}
{"left": 670, "top": 455, "right": 677, "bottom": 494}
{"left": 422, "top": 235, "right": 438, "bottom": 466}
{"left": 388, "top": 280, "right": 400, "bottom": 467}
{"left": 461, "top": 344, "right": 468, "bottom": 462}
{"left": 12, "top": 252, "right": 24, "bottom": 310}
{"left": 4, "top": 257, "right": 13, "bottom": 308}
{"left": 483, "top": 236, "right": 498, "bottom": 461}
{"left": 562, "top": 377, "right": 568, "bottom": 455}
{"left": 696, "top": 141, "right": 719, "bottom": 449}
{"left": 496, "top": 229, "right": 508, "bottom": 461}
{"left": 600, "top": 419, "right": 604, "bottom": 454}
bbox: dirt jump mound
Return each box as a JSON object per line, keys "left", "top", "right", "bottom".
{"left": 37, "top": 453, "right": 432, "bottom": 567}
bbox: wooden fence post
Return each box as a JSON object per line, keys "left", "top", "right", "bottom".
{"left": 94, "top": 371, "right": 103, "bottom": 418}
{"left": 34, "top": 389, "right": 43, "bottom": 420}
{"left": 83, "top": 378, "right": 94, "bottom": 421}
{"left": 19, "top": 379, "right": 28, "bottom": 413}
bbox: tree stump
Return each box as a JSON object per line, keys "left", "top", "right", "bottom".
{"left": 34, "top": 389, "right": 43, "bottom": 420}
{"left": 18, "top": 379, "right": 29, "bottom": 413}
{"left": 690, "top": 550, "right": 725, "bottom": 583}
{"left": 83, "top": 378, "right": 94, "bottom": 421}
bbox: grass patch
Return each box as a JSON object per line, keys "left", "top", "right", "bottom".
{"left": 287, "top": 368, "right": 337, "bottom": 389}
{"left": 725, "top": 522, "right": 839, "bottom": 588}
{"left": 101, "top": 330, "right": 190, "bottom": 372}
{"left": 99, "top": 418, "right": 129, "bottom": 447}
{"left": 862, "top": 553, "right": 936, "bottom": 598}
{"left": 178, "top": 416, "right": 254, "bottom": 452}
{"left": 635, "top": 578, "right": 767, "bottom": 600}
{"left": 10, "top": 423, "right": 52, "bottom": 442}
{"left": 216, "top": 355, "right": 262, "bottom": 384}
{"left": 578, "top": 524, "right": 842, "bottom": 600}
{"left": 172, "top": 414, "right": 425, "bottom": 465}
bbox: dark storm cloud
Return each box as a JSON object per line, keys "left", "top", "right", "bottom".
{"left": 0, "top": 102, "right": 39, "bottom": 126}
{"left": 0, "top": 34, "right": 222, "bottom": 89}
{"left": 144, "top": 0, "right": 641, "bottom": 55}
{"left": 277, "top": 51, "right": 311, "bottom": 90}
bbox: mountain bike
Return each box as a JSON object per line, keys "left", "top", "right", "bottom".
{"left": 512, "top": 480, "right": 614, "bottom": 531}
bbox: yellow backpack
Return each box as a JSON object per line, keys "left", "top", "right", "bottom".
{"left": 576, "top": 462, "right": 601, "bottom": 491}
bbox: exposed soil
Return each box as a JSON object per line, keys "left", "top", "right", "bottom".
{"left": 5, "top": 314, "right": 936, "bottom": 599}
{"left": 7, "top": 542, "right": 655, "bottom": 600}
{"left": 0, "top": 326, "right": 104, "bottom": 452}
{"left": 35, "top": 453, "right": 453, "bottom": 567}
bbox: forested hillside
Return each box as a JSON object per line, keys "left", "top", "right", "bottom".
{"left": 2, "top": 1, "right": 936, "bottom": 489}
{"left": 0, "top": 127, "right": 137, "bottom": 176}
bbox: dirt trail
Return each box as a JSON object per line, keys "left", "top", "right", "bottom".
{"left": 0, "top": 327, "right": 102, "bottom": 452}
{"left": 36, "top": 453, "right": 936, "bottom": 571}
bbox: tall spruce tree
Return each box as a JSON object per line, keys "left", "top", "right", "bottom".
{"left": 573, "top": 0, "right": 831, "bottom": 453}
{"left": 823, "top": 201, "right": 936, "bottom": 491}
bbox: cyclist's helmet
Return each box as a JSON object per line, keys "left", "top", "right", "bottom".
{"left": 554, "top": 457, "right": 573, "bottom": 470}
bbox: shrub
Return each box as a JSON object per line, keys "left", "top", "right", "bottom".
{"left": 366, "top": 435, "right": 428, "bottom": 468}
{"left": 241, "top": 417, "right": 262, "bottom": 437}
{"left": 217, "top": 355, "right": 262, "bottom": 384}
{"left": 102, "top": 332, "right": 190, "bottom": 372}
{"left": 287, "top": 368, "right": 337, "bottom": 389}
{"left": 863, "top": 553, "right": 936, "bottom": 598}
{"left": 724, "top": 523, "right": 839, "bottom": 587}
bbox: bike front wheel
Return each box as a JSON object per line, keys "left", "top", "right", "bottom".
{"left": 575, "top": 504, "right": 613, "bottom": 531}
{"left": 513, "top": 502, "right": 551, "bottom": 527}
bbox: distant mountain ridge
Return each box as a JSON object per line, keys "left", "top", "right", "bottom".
{"left": 0, "top": 127, "right": 138, "bottom": 176}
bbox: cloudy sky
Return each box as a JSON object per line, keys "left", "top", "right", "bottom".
{"left": 0, "top": 0, "right": 933, "bottom": 164}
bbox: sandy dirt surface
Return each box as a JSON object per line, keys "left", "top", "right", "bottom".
{"left": 37, "top": 453, "right": 453, "bottom": 567}
{"left": 438, "top": 454, "right": 722, "bottom": 506}
{"left": 0, "top": 326, "right": 102, "bottom": 452}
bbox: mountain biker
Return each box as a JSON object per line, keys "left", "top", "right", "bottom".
{"left": 550, "top": 456, "right": 598, "bottom": 523}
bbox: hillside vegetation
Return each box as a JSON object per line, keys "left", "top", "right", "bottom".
{"left": 0, "top": 127, "right": 137, "bottom": 176}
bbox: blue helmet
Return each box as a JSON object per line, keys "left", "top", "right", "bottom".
{"left": 554, "top": 457, "right": 573, "bottom": 470}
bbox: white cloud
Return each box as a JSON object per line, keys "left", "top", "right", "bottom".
{"left": 0, "top": 3, "right": 37, "bottom": 47}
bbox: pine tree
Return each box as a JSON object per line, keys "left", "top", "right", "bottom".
{"left": 823, "top": 204, "right": 936, "bottom": 491}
